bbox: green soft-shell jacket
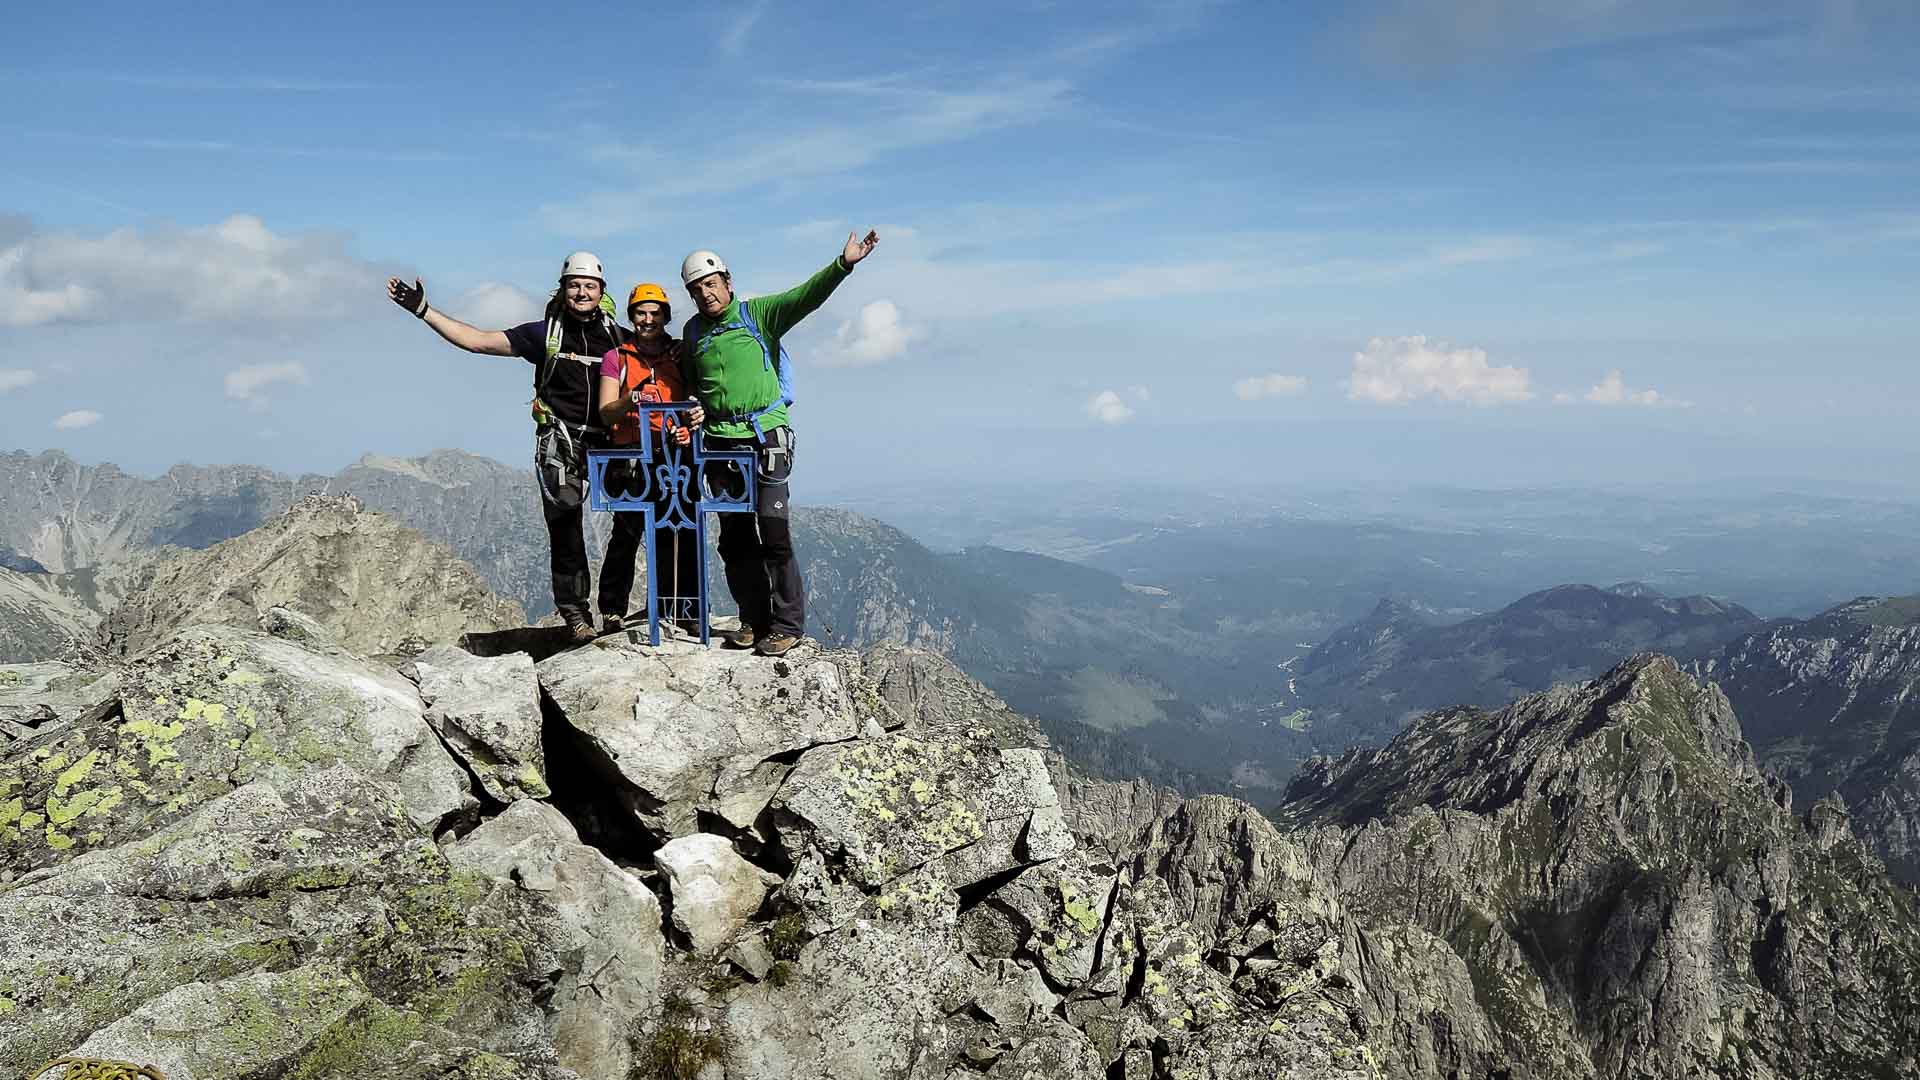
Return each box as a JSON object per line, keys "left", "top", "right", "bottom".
{"left": 685, "top": 256, "right": 850, "bottom": 440}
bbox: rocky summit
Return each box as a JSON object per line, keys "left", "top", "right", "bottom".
{"left": 3, "top": 613, "right": 1404, "bottom": 1080}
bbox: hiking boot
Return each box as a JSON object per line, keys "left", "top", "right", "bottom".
{"left": 720, "top": 626, "right": 756, "bottom": 650}
{"left": 675, "top": 618, "right": 706, "bottom": 640}
{"left": 754, "top": 633, "right": 800, "bottom": 658}
{"left": 602, "top": 614, "right": 625, "bottom": 636}
{"left": 564, "top": 611, "right": 596, "bottom": 645}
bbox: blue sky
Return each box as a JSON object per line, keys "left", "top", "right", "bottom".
{"left": 2, "top": 0, "right": 1917, "bottom": 498}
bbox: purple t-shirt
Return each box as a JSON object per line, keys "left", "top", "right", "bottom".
{"left": 503, "top": 317, "right": 624, "bottom": 431}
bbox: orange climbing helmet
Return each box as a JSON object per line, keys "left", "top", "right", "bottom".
{"left": 626, "top": 282, "right": 672, "bottom": 319}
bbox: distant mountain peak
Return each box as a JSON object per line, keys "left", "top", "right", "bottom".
{"left": 100, "top": 494, "right": 523, "bottom": 658}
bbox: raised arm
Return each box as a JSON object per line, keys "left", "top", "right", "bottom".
{"left": 387, "top": 277, "right": 515, "bottom": 356}
{"left": 749, "top": 230, "right": 879, "bottom": 339}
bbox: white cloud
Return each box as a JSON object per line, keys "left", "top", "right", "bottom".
{"left": 0, "top": 369, "right": 35, "bottom": 393}
{"left": 1086, "top": 390, "right": 1135, "bottom": 425}
{"left": 1346, "top": 335, "right": 1532, "bottom": 406}
{"left": 824, "top": 300, "right": 917, "bottom": 366}
{"left": 54, "top": 410, "right": 101, "bottom": 430}
{"left": 0, "top": 215, "right": 379, "bottom": 327}
{"left": 453, "top": 282, "right": 541, "bottom": 330}
{"left": 226, "top": 361, "right": 310, "bottom": 403}
{"left": 1233, "top": 373, "right": 1309, "bottom": 401}
{"left": 0, "top": 246, "right": 96, "bottom": 327}
{"left": 1586, "top": 370, "right": 1688, "bottom": 408}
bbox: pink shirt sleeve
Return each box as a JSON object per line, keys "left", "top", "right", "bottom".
{"left": 599, "top": 349, "right": 623, "bottom": 380}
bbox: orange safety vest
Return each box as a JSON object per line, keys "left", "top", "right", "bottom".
{"left": 607, "top": 339, "right": 688, "bottom": 447}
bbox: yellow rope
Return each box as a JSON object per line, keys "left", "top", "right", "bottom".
{"left": 27, "top": 1059, "right": 167, "bottom": 1080}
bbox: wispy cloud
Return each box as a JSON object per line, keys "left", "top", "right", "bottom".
{"left": 1586, "top": 370, "right": 1689, "bottom": 408}
{"left": 54, "top": 410, "right": 101, "bottom": 430}
{"left": 92, "top": 72, "right": 379, "bottom": 92}
{"left": 0, "top": 369, "right": 35, "bottom": 393}
{"left": 1347, "top": 335, "right": 1532, "bottom": 406}
{"left": 1346, "top": 2, "right": 1797, "bottom": 71}
{"left": 16, "top": 130, "right": 458, "bottom": 164}
{"left": 720, "top": 1, "right": 769, "bottom": 57}
{"left": 546, "top": 76, "right": 1073, "bottom": 235}
{"left": 0, "top": 215, "right": 381, "bottom": 327}
{"left": 452, "top": 282, "right": 541, "bottom": 329}
{"left": 1234, "top": 373, "right": 1309, "bottom": 401}
{"left": 226, "top": 362, "right": 309, "bottom": 405}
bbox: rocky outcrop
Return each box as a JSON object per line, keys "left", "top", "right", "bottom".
{"left": 1692, "top": 594, "right": 1920, "bottom": 882}
{"left": 3, "top": 620, "right": 1402, "bottom": 1079}
{"left": 0, "top": 661, "right": 117, "bottom": 745}
{"left": 406, "top": 644, "right": 549, "bottom": 804}
{"left": 1279, "top": 654, "right": 1920, "bottom": 1080}
{"left": 98, "top": 495, "right": 524, "bottom": 660}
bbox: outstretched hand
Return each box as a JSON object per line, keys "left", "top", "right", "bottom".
{"left": 842, "top": 230, "right": 879, "bottom": 267}
{"left": 387, "top": 277, "right": 427, "bottom": 317}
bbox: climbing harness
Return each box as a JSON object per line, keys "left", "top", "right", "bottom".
{"left": 532, "top": 296, "right": 623, "bottom": 509}
{"left": 532, "top": 293, "right": 623, "bottom": 430}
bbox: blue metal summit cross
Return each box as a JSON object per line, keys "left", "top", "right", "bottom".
{"left": 586, "top": 402, "right": 756, "bottom": 646}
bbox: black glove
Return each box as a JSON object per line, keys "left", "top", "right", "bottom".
{"left": 388, "top": 277, "right": 427, "bottom": 318}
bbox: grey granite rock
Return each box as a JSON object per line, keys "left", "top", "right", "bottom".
{"left": 408, "top": 643, "right": 549, "bottom": 803}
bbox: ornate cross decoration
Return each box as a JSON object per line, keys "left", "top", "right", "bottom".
{"left": 587, "top": 403, "right": 756, "bottom": 646}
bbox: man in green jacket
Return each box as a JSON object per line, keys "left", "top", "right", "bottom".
{"left": 681, "top": 230, "right": 879, "bottom": 657}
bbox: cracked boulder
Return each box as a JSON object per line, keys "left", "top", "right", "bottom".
{"left": 985, "top": 850, "right": 1118, "bottom": 989}
{"left": 450, "top": 800, "right": 665, "bottom": 1077}
{"left": 772, "top": 734, "right": 1070, "bottom": 892}
{"left": 67, "top": 961, "right": 373, "bottom": 1078}
{"left": 721, "top": 873, "right": 977, "bottom": 1080}
{"left": 538, "top": 638, "right": 881, "bottom": 837}
{"left": 653, "top": 832, "right": 779, "bottom": 954}
{"left": 2, "top": 624, "right": 471, "bottom": 883}
{"left": 407, "top": 644, "right": 549, "bottom": 803}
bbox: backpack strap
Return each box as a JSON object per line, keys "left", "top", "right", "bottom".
{"left": 735, "top": 300, "right": 796, "bottom": 409}
{"left": 536, "top": 313, "right": 621, "bottom": 429}
{"left": 536, "top": 316, "right": 564, "bottom": 399}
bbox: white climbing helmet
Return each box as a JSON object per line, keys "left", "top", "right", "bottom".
{"left": 558, "top": 251, "right": 605, "bottom": 285}
{"left": 681, "top": 249, "right": 728, "bottom": 285}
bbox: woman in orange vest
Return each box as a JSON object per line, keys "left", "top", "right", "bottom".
{"left": 596, "top": 283, "right": 704, "bottom": 636}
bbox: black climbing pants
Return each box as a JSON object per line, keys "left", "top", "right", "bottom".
{"left": 541, "top": 492, "right": 592, "bottom": 622}
{"left": 706, "top": 427, "right": 804, "bottom": 638}
{"left": 535, "top": 423, "right": 604, "bottom": 622}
